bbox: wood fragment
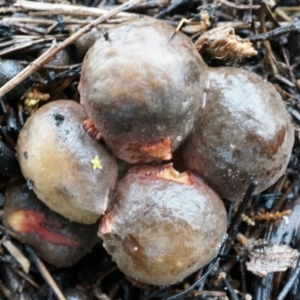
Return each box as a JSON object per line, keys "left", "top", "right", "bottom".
{"left": 12, "top": 266, "right": 41, "bottom": 290}
{"left": 2, "top": 239, "right": 30, "bottom": 273}
{"left": 249, "top": 18, "right": 300, "bottom": 42}
{"left": 272, "top": 177, "right": 298, "bottom": 212}
{"left": 260, "top": 3, "right": 278, "bottom": 75}
{"left": 0, "top": 37, "right": 55, "bottom": 56}
{"left": 278, "top": 256, "right": 300, "bottom": 300}
{"left": 226, "top": 181, "right": 257, "bottom": 244}
{"left": 15, "top": 0, "right": 139, "bottom": 18}
{"left": 218, "top": 0, "right": 261, "bottom": 10}
{"left": 223, "top": 276, "right": 239, "bottom": 300}
{"left": 25, "top": 245, "right": 66, "bottom": 300}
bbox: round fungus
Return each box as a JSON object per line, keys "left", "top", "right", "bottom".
{"left": 99, "top": 164, "right": 227, "bottom": 285}
{"left": 3, "top": 179, "right": 98, "bottom": 267}
{"left": 183, "top": 67, "right": 294, "bottom": 201}
{"left": 17, "top": 100, "right": 118, "bottom": 224}
{"left": 79, "top": 17, "right": 207, "bottom": 163}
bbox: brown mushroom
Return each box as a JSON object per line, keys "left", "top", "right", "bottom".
{"left": 3, "top": 179, "right": 98, "bottom": 267}
{"left": 99, "top": 164, "right": 227, "bottom": 286}
{"left": 78, "top": 17, "right": 207, "bottom": 163}
{"left": 183, "top": 67, "right": 294, "bottom": 201}
{"left": 17, "top": 100, "right": 118, "bottom": 224}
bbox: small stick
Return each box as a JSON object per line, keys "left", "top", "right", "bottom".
{"left": 155, "top": 0, "right": 189, "bottom": 19}
{"left": 3, "top": 17, "right": 56, "bottom": 25}
{"left": 263, "top": 1, "right": 280, "bottom": 28}
{"left": 12, "top": 266, "right": 41, "bottom": 290}
{"left": 222, "top": 276, "right": 239, "bottom": 300}
{"left": 279, "top": 6, "right": 300, "bottom": 11}
{"left": 0, "top": 38, "right": 54, "bottom": 56}
{"left": 19, "top": 60, "right": 82, "bottom": 71}
{"left": 25, "top": 245, "right": 66, "bottom": 300}
{"left": 278, "top": 256, "right": 300, "bottom": 300}
{"left": 165, "top": 257, "right": 220, "bottom": 300}
{"left": 0, "top": 7, "right": 19, "bottom": 14}
{"left": 239, "top": 259, "right": 247, "bottom": 294}
{"left": 272, "top": 177, "right": 298, "bottom": 213}
{"left": 260, "top": 3, "right": 278, "bottom": 75}
{"left": 281, "top": 47, "right": 297, "bottom": 84}
{"left": 226, "top": 181, "right": 258, "bottom": 244}
{"left": 249, "top": 18, "right": 300, "bottom": 42}
{"left": 10, "top": 22, "right": 48, "bottom": 35}
{"left": 218, "top": 0, "right": 261, "bottom": 10}
{"left": 15, "top": 0, "right": 138, "bottom": 18}
{"left": 0, "top": 0, "right": 142, "bottom": 99}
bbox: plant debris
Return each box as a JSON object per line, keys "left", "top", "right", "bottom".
{"left": 195, "top": 25, "right": 257, "bottom": 61}
{"left": 245, "top": 242, "right": 299, "bottom": 277}
{"left": 1, "top": 0, "right": 300, "bottom": 298}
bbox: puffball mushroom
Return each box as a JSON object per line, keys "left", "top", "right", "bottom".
{"left": 17, "top": 100, "right": 118, "bottom": 224}
{"left": 3, "top": 180, "right": 98, "bottom": 267}
{"left": 99, "top": 164, "right": 227, "bottom": 286}
{"left": 183, "top": 67, "right": 294, "bottom": 201}
{"left": 79, "top": 17, "right": 207, "bottom": 164}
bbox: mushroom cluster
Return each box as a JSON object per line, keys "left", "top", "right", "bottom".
{"left": 9, "top": 16, "right": 294, "bottom": 286}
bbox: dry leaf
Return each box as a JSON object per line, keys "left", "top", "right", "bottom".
{"left": 194, "top": 25, "right": 257, "bottom": 61}
{"left": 244, "top": 240, "right": 299, "bottom": 277}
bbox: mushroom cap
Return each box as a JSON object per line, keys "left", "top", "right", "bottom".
{"left": 79, "top": 17, "right": 207, "bottom": 163}
{"left": 99, "top": 164, "right": 227, "bottom": 286}
{"left": 3, "top": 179, "right": 98, "bottom": 267}
{"left": 183, "top": 67, "right": 294, "bottom": 201}
{"left": 17, "top": 100, "right": 118, "bottom": 224}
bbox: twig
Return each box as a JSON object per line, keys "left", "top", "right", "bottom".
{"left": 155, "top": 0, "right": 188, "bottom": 19}
{"left": 278, "top": 256, "right": 300, "bottom": 300}
{"left": 12, "top": 266, "right": 41, "bottom": 290}
{"left": 218, "top": 0, "right": 261, "bottom": 10}
{"left": 3, "top": 18, "right": 59, "bottom": 35}
{"left": 239, "top": 259, "right": 247, "bottom": 294}
{"left": 281, "top": 47, "right": 297, "bottom": 84}
{"left": 195, "top": 290, "right": 228, "bottom": 297}
{"left": 165, "top": 257, "right": 220, "bottom": 300}
{"left": 272, "top": 177, "right": 298, "bottom": 213}
{"left": 3, "top": 17, "right": 56, "bottom": 25}
{"left": 226, "top": 181, "right": 258, "bottom": 244}
{"left": 19, "top": 61, "right": 82, "bottom": 71}
{"left": 11, "top": 22, "right": 48, "bottom": 35}
{"left": 14, "top": 0, "right": 139, "bottom": 18}
{"left": 25, "top": 245, "right": 66, "bottom": 300}
{"left": 223, "top": 276, "right": 239, "bottom": 300}
{"left": 0, "top": 38, "right": 55, "bottom": 56}
{"left": 0, "top": 0, "right": 143, "bottom": 99}
{"left": 260, "top": 3, "right": 278, "bottom": 75}
{"left": 275, "top": 74, "right": 295, "bottom": 88}
{"left": 263, "top": 2, "right": 280, "bottom": 28}
{"left": 0, "top": 7, "right": 19, "bottom": 14}
{"left": 279, "top": 6, "right": 300, "bottom": 11}
{"left": 249, "top": 18, "right": 300, "bottom": 42}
